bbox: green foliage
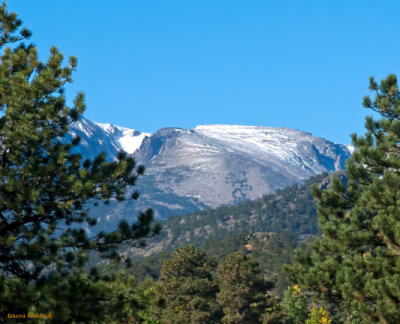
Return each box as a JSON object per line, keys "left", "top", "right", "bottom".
{"left": 250, "top": 231, "right": 297, "bottom": 296}
{"left": 129, "top": 230, "right": 299, "bottom": 301}
{"left": 134, "top": 278, "right": 161, "bottom": 324}
{"left": 38, "top": 270, "right": 138, "bottom": 323}
{"left": 287, "top": 75, "right": 400, "bottom": 323}
{"left": 283, "top": 285, "right": 308, "bottom": 324}
{"left": 154, "top": 246, "right": 221, "bottom": 324}
{"left": 150, "top": 246, "right": 281, "bottom": 324}
{"left": 125, "top": 250, "right": 172, "bottom": 283}
{"left": 1, "top": 269, "right": 145, "bottom": 323}
{"left": 202, "top": 231, "right": 249, "bottom": 262}
{"left": 216, "top": 252, "right": 274, "bottom": 324}
{"left": 0, "top": 3, "right": 159, "bottom": 322}
{"left": 261, "top": 301, "right": 286, "bottom": 324}
{"left": 306, "top": 306, "right": 332, "bottom": 324}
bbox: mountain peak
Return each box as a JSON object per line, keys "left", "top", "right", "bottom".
{"left": 95, "top": 122, "right": 151, "bottom": 154}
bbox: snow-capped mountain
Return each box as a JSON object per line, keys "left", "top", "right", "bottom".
{"left": 134, "top": 125, "right": 350, "bottom": 209}
{"left": 95, "top": 122, "right": 151, "bottom": 154}
{"left": 66, "top": 118, "right": 352, "bottom": 227}
{"left": 67, "top": 117, "right": 150, "bottom": 160}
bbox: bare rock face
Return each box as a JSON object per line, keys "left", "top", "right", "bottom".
{"left": 67, "top": 118, "right": 352, "bottom": 227}
{"left": 133, "top": 125, "right": 351, "bottom": 209}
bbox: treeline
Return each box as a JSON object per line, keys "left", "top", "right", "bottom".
{"left": 158, "top": 171, "right": 324, "bottom": 246}
{"left": 125, "top": 171, "right": 327, "bottom": 266}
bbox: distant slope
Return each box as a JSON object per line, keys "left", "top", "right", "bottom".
{"left": 133, "top": 125, "right": 351, "bottom": 213}
{"left": 127, "top": 172, "right": 341, "bottom": 257}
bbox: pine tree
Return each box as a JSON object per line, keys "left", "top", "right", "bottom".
{"left": 286, "top": 75, "right": 400, "bottom": 323}
{"left": 216, "top": 252, "right": 273, "bottom": 324}
{"left": 0, "top": 3, "right": 159, "bottom": 321}
{"left": 154, "top": 246, "right": 221, "bottom": 324}
{"left": 283, "top": 285, "right": 308, "bottom": 324}
{"left": 133, "top": 277, "right": 161, "bottom": 324}
{"left": 34, "top": 269, "right": 137, "bottom": 323}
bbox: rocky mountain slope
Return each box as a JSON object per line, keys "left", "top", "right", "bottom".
{"left": 68, "top": 117, "right": 352, "bottom": 227}
{"left": 67, "top": 117, "right": 150, "bottom": 160}
{"left": 134, "top": 125, "right": 350, "bottom": 209}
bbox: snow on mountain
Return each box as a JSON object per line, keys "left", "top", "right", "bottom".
{"left": 134, "top": 124, "right": 352, "bottom": 209}
{"left": 67, "top": 117, "right": 150, "bottom": 159}
{"left": 67, "top": 119, "right": 352, "bottom": 223}
{"left": 194, "top": 125, "right": 315, "bottom": 161}
{"left": 95, "top": 122, "right": 151, "bottom": 154}
{"left": 345, "top": 144, "right": 355, "bottom": 154}
{"left": 67, "top": 117, "right": 120, "bottom": 160}
{"left": 194, "top": 125, "right": 350, "bottom": 179}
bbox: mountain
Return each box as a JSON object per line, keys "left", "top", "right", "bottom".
{"left": 67, "top": 117, "right": 150, "bottom": 160}
{"left": 67, "top": 118, "right": 209, "bottom": 229}
{"left": 67, "top": 117, "right": 352, "bottom": 227}
{"left": 133, "top": 125, "right": 351, "bottom": 209}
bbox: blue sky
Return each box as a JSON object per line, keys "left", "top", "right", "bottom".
{"left": 8, "top": 1, "right": 400, "bottom": 144}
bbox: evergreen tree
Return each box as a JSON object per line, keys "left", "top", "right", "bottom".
{"left": 216, "top": 252, "right": 273, "bottom": 324}
{"left": 286, "top": 75, "right": 400, "bottom": 323}
{"left": 283, "top": 285, "right": 308, "bottom": 324}
{"left": 154, "top": 246, "right": 221, "bottom": 324}
{"left": 133, "top": 278, "right": 161, "bottom": 324}
{"left": 0, "top": 3, "right": 159, "bottom": 321}
{"left": 34, "top": 269, "right": 138, "bottom": 323}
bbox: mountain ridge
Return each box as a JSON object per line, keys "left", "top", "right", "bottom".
{"left": 67, "top": 117, "right": 352, "bottom": 225}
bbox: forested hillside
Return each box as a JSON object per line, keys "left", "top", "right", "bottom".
{"left": 127, "top": 171, "right": 334, "bottom": 258}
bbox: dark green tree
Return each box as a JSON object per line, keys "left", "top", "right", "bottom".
{"left": 286, "top": 74, "right": 400, "bottom": 323}
{"left": 34, "top": 269, "right": 137, "bottom": 323}
{"left": 154, "top": 246, "right": 221, "bottom": 324}
{"left": 216, "top": 252, "right": 273, "bottom": 324}
{"left": 0, "top": 3, "right": 159, "bottom": 321}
